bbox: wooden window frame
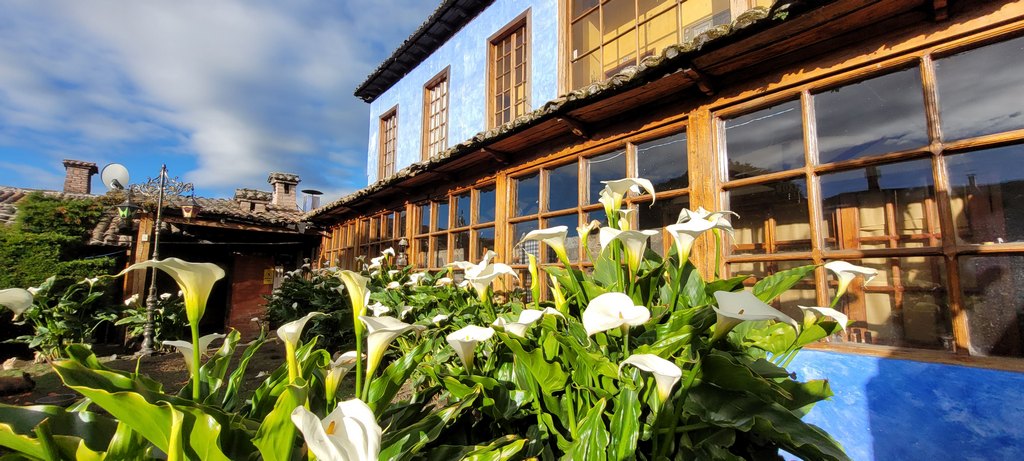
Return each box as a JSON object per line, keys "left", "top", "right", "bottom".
{"left": 410, "top": 182, "right": 499, "bottom": 270}
{"left": 488, "top": 10, "right": 531, "bottom": 129}
{"left": 422, "top": 67, "right": 451, "bottom": 160}
{"left": 378, "top": 106, "right": 399, "bottom": 179}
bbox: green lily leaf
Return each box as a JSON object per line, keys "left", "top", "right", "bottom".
{"left": 367, "top": 338, "right": 433, "bottom": 414}
{"left": 379, "top": 389, "right": 480, "bottom": 461}
{"left": 752, "top": 265, "right": 816, "bottom": 304}
{"left": 252, "top": 382, "right": 307, "bottom": 461}
{"left": 609, "top": 380, "right": 640, "bottom": 460}
{"left": 566, "top": 398, "right": 609, "bottom": 461}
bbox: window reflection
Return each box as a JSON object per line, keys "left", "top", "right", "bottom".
{"left": 455, "top": 193, "right": 471, "bottom": 228}
{"left": 638, "top": 195, "right": 690, "bottom": 256}
{"left": 478, "top": 186, "right": 496, "bottom": 223}
{"left": 436, "top": 201, "right": 450, "bottom": 231}
{"left": 821, "top": 159, "right": 938, "bottom": 250}
{"left": 512, "top": 220, "right": 540, "bottom": 265}
{"left": 725, "top": 100, "right": 804, "bottom": 179}
{"left": 548, "top": 162, "right": 579, "bottom": 211}
{"left": 545, "top": 214, "right": 580, "bottom": 263}
{"left": 947, "top": 145, "right": 1024, "bottom": 244}
{"left": 638, "top": 132, "right": 688, "bottom": 191}
{"left": 935, "top": 35, "right": 1024, "bottom": 141}
{"left": 418, "top": 204, "right": 430, "bottom": 234}
{"left": 432, "top": 236, "right": 448, "bottom": 267}
{"left": 516, "top": 173, "right": 540, "bottom": 216}
{"left": 452, "top": 231, "right": 470, "bottom": 262}
{"left": 959, "top": 255, "right": 1024, "bottom": 357}
{"left": 589, "top": 150, "right": 627, "bottom": 203}
{"left": 815, "top": 67, "right": 928, "bottom": 163}
{"left": 829, "top": 257, "right": 950, "bottom": 350}
{"left": 729, "top": 179, "right": 811, "bottom": 254}
{"left": 476, "top": 228, "right": 495, "bottom": 260}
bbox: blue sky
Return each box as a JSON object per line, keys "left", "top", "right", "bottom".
{"left": 0, "top": 0, "right": 439, "bottom": 203}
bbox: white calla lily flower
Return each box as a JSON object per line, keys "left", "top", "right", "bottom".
{"left": 466, "top": 262, "right": 518, "bottom": 300}
{"left": 609, "top": 229, "right": 660, "bottom": 274}
{"left": 712, "top": 290, "right": 798, "bottom": 341}
{"left": 382, "top": 247, "right": 395, "bottom": 257}
{"left": 493, "top": 308, "right": 563, "bottom": 337}
{"left": 164, "top": 333, "right": 225, "bottom": 374}
{"left": 368, "top": 302, "right": 390, "bottom": 317}
{"left": 277, "top": 312, "right": 325, "bottom": 347}
{"left": 620, "top": 354, "right": 682, "bottom": 402}
{"left": 0, "top": 288, "right": 33, "bottom": 318}
{"left": 446, "top": 325, "right": 494, "bottom": 371}
{"left": 435, "top": 277, "right": 453, "bottom": 287}
{"left": 665, "top": 218, "right": 717, "bottom": 266}
{"left": 799, "top": 305, "right": 850, "bottom": 332}
{"left": 325, "top": 351, "right": 360, "bottom": 402}
{"left": 291, "top": 399, "right": 381, "bottom": 461}
{"left": 406, "top": 272, "right": 427, "bottom": 286}
{"left": 600, "top": 178, "right": 657, "bottom": 216}
{"left": 337, "top": 271, "right": 370, "bottom": 327}
{"left": 398, "top": 305, "right": 415, "bottom": 320}
{"left": 577, "top": 220, "right": 601, "bottom": 257}
{"left": 431, "top": 314, "right": 449, "bottom": 325}
{"left": 360, "top": 316, "right": 426, "bottom": 379}
{"left": 824, "top": 261, "right": 878, "bottom": 300}
{"left": 599, "top": 226, "right": 621, "bottom": 252}
{"left": 617, "top": 209, "right": 636, "bottom": 231}
{"left": 519, "top": 227, "right": 570, "bottom": 264}
{"left": 582, "top": 292, "right": 650, "bottom": 336}
{"left": 119, "top": 258, "right": 225, "bottom": 325}
{"left": 677, "top": 207, "right": 737, "bottom": 232}
{"left": 386, "top": 281, "right": 401, "bottom": 290}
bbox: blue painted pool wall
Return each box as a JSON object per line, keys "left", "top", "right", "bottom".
{"left": 785, "top": 350, "right": 1024, "bottom": 460}
{"left": 366, "top": 0, "right": 559, "bottom": 183}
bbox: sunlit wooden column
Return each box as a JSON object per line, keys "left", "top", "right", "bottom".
{"left": 686, "top": 108, "right": 721, "bottom": 280}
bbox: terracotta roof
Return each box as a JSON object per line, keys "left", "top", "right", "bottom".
{"left": 312, "top": 3, "right": 809, "bottom": 220}
{"left": 354, "top": 0, "right": 494, "bottom": 102}
{"left": 174, "top": 195, "right": 302, "bottom": 226}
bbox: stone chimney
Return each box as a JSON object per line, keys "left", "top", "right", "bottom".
{"left": 62, "top": 159, "right": 98, "bottom": 194}
{"left": 267, "top": 173, "right": 300, "bottom": 210}
{"left": 234, "top": 188, "right": 271, "bottom": 213}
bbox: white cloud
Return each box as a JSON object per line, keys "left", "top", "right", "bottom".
{"left": 0, "top": 0, "right": 437, "bottom": 196}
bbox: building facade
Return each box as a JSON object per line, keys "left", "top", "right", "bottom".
{"left": 312, "top": 1, "right": 1024, "bottom": 456}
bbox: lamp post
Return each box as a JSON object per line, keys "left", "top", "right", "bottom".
{"left": 104, "top": 163, "right": 197, "bottom": 356}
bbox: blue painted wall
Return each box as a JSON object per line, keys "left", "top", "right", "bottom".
{"left": 785, "top": 350, "right": 1024, "bottom": 460}
{"left": 366, "top": 0, "right": 559, "bottom": 183}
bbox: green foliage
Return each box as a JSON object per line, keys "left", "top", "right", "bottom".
{"left": 0, "top": 183, "right": 857, "bottom": 460}
{"left": 115, "top": 292, "right": 190, "bottom": 348}
{"left": 11, "top": 276, "right": 120, "bottom": 358}
{"left": 16, "top": 192, "right": 106, "bottom": 237}
{"left": 264, "top": 264, "right": 355, "bottom": 351}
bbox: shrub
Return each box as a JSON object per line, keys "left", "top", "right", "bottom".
{"left": 264, "top": 264, "right": 355, "bottom": 351}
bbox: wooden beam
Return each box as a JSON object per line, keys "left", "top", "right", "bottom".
{"left": 683, "top": 68, "right": 715, "bottom": 96}
{"left": 163, "top": 215, "right": 300, "bottom": 234}
{"left": 931, "top": 0, "right": 948, "bottom": 21}
{"left": 555, "top": 116, "right": 590, "bottom": 139}
{"left": 481, "top": 148, "right": 511, "bottom": 165}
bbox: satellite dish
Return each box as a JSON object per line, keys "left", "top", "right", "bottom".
{"left": 100, "top": 163, "right": 130, "bottom": 190}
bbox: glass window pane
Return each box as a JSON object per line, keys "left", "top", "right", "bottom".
{"left": 452, "top": 231, "right": 470, "bottom": 263}
{"left": 589, "top": 150, "right": 627, "bottom": 203}
{"left": 478, "top": 186, "right": 496, "bottom": 223}
{"left": 728, "top": 179, "right": 811, "bottom": 254}
{"left": 638, "top": 195, "right": 690, "bottom": 257}
{"left": 935, "top": 36, "right": 1024, "bottom": 141}
{"left": 516, "top": 173, "right": 540, "bottom": 216}
{"left": 432, "top": 236, "right": 448, "bottom": 268}
{"left": 815, "top": 68, "right": 928, "bottom": 163}
{"left": 436, "top": 200, "right": 449, "bottom": 231}
{"left": 572, "top": 0, "right": 599, "bottom": 19}
{"left": 572, "top": 51, "right": 602, "bottom": 89}
{"left": 383, "top": 213, "right": 394, "bottom": 240}
{"left": 369, "top": 217, "right": 379, "bottom": 241}
{"left": 414, "top": 238, "right": 428, "bottom": 268}
{"left": 638, "top": 5, "right": 677, "bottom": 60}
{"left": 418, "top": 204, "right": 430, "bottom": 235}
{"left": 548, "top": 162, "right": 579, "bottom": 211}
{"left": 725, "top": 100, "right": 805, "bottom": 179}
{"left": 959, "top": 255, "right": 1024, "bottom": 357}
{"left": 603, "top": 29, "right": 637, "bottom": 77}
{"left": 455, "top": 192, "right": 471, "bottom": 228}
{"left": 603, "top": 0, "right": 635, "bottom": 38}
{"left": 476, "top": 227, "right": 495, "bottom": 260}
{"left": 829, "top": 257, "right": 951, "bottom": 350}
{"left": 947, "top": 145, "right": 1024, "bottom": 244}
{"left": 572, "top": 10, "right": 601, "bottom": 56}
{"left": 727, "top": 260, "right": 817, "bottom": 317}
{"left": 820, "top": 159, "right": 937, "bottom": 250}
{"left": 545, "top": 214, "right": 580, "bottom": 263}
{"left": 638, "top": 131, "right": 688, "bottom": 191}
{"left": 512, "top": 220, "right": 540, "bottom": 265}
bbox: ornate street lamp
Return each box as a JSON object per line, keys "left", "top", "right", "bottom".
{"left": 181, "top": 191, "right": 202, "bottom": 220}
{"left": 396, "top": 237, "right": 409, "bottom": 267}
{"left": 102, "top": 163, "right": 198, "bottom": 356}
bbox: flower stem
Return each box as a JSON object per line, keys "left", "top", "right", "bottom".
{"left": 285, "top": 341, "right": 299, "bottom": 384}
{"left": 190, "top": 322, "right": 201, "bottom": 401}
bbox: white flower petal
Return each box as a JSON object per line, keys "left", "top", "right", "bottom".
{"left": 620, "top": 354, "right": 682, "bottom": 401}
{"left": 582, "top": 292, "right": 650, "bottom": 336}
{"left": 0, "top": 288, "right": 33, "bottom": 315}
{"left": 277, "top": 312, "right": 325, "bottom": 346}
{"left": 799, "top": 305, "right": 850, "bottom": 332}
{"left": 712, "top": 290, "right": 797, "bottom": 329}
{"left": 446, "top": 325, "right": 494, "bottom": 369}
